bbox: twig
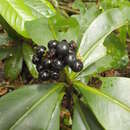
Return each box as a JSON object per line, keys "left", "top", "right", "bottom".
{"left": 59, "top": 5, "right": 80, "bottom": 14}
{"left": 126, "top": 38, "right": 130, "bottom": 43}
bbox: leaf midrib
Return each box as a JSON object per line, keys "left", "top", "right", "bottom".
{"left": 74, "top": 82, "right": 130, "bottom": 111}
{"left": 9, "top": 84, "right": 63, "bottom": 130}
{"left": 76, "top": 101, "right": 91, "bottom": 130}
{"left": 75, "top": 100, "right": 106, "bottom": 130}
{"left": 46, "top": 93, "right": 64, "bottom": 130}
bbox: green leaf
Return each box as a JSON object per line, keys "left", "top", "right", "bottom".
{"left": 56, "top": 17, "right": 80, "bottom": 43}
{"left": 25, "top": 13, "right": 80, "bottom": 45}
{"left": 79, "top": 8, "right": 129, "bottom": 59}
{"left": 0, "top": 33, "right": 11, "bottom": 46}
{"left": 128, "top": 25, "right": 130, "bottom": 36}
{"left": 74, "top": 77, "right": 130, "bottom": 130}
{"left": 72, "top": 96, "right": 104, "bottom": 130}
{"left": 23, "top": 0, "right": 56, "bottom": 18}
{"left": 100, "top": 0, "right": 130, "bottom": 10}
{"left": 25, "top": 17, "right": 54, "bottom": 46}
{"left": 77, "top": 33, "right": 128, "bottom": 78}
{"left": 100, "top": 77, "right": 130, "bottom": 106}
{"left": 49, "top": 13, "right": 72, "bottom": 31}
{"left": 58, "top": 26, "right": 80, "bottom": 43}
{"left": 0, "top": 83, "right": 64, "bottom": 130}
{"left": 0, "top": 47, "right": 13, "bottom": 60}
{"left": 0, "top": 15, "right": 24, "bottom": 40}
{"left": 72, "top": 4, "right": 100, "bottom": 33}
{"left": 72, "top": 0, "right": 86, "bottom": 14}
{"left": 71, "top": 8, "right": 129, "bottom": 79}
{"left": 47, "top": 93, "right": 64, "bottom": 130}
{"left": 50, "top": 13, "right": 80, "bottom": 42}
{"left": 4, "top": 45, "right": 23, "bottom": 80}
{"left": 119, "top": 25, "right": 127, "bottom": 44}
{"left": 0, "top": 0, "right": 35, "bottom": 38}
{"left": 22, "top": 43, "right": 38, "bottom": 78}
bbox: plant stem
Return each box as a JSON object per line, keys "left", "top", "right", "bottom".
{"left": 59, "top": 5, "right": 80, "bottom": 14}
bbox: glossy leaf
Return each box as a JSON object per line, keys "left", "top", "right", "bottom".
{"left": 25, "top": 17, "right": 54, "bottom": 46}
{"left": 49, "top": 13, "right": 80, "bottom": 42}
{"left": 49, "top": 13, "right": 73, "bottom": 31}
{"left": 0, "top": 0, "right": 35, "bottom": 37}
{"left": 79, "top": 7, "right": 129, "bottom": 60}
{"left": 25, "top": 14, "right": 80, "bottom": 45}
{"left": 56, "top": 17, "right": 80, "bottom": 42}
{"left": 128, "top": 25, "right": 130, "bottom": 36}
{"left": 72, "top": 0, "right": 86, "bottom": 14}
{"left": 74, "top": 78, "right": 130, "bottom": 130}
{"left": 72, "top": 5, "right": 100, "bottom": 33}
{"left": 119, "top": 26, "right": 127, "bottom": 44}
{"left": 58, "top": 26, "right": 80, "bottom": 43}
{"left": 0, "top": 83, "right": 64, "bottom": 130}
{"left": 0, "top": 33, "right": 11, "bottom": 46}
{"left": 100, "top": 77, "right": 130, "bottom": 106}
{"left": 72, "top": 96, "right": 104, "bottom": 130}
{"left": 47, "top": 93, "right": 64, "bottom": 130}
{"left": 77, "top": 33, "right": 128, "bottom": 78}
{"left": 0, "top": 15, "right": 24, "bottom": 40}
{"left": 71, "top": 8, "right": 129, "bottom": 79}
{"left": 4, "top": 45, "right": 23, "bottom": 80}
{"left": 22, "top": 43, "right": 38, "bottom": 78}
{"left": 23, "top": 0, "right": 56, "bottom": 18}
{"left": 100, "top": 0, "right": 130, "bottom": 9}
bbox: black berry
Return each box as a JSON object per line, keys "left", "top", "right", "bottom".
{"left": 71, "top": 59, "right": 83, "bottom": 72}
{"left": 32, "top": 55, "right": 41, "bottom": 65}
{"left": 65, "top": 53, "right": 76, "bottom": 67}
{"left": 32, "top": 39, "right": 82, "bottom": 81}
{"left": 51, "top": 71, "right": 60, "bottom": 80}
{"left": 42, "top": 58, "right": 52, "bottom": 69}
{"left": 56, "top": 40, "right": 69, "bottom": 56}
{"left": 52, "top": 59, "right": 64, "bottom": 70}
{"left": 47, "top": 48, "right": 56, "bottom": 58}
{"left": 33, "top": 44, "right": 38, "bottom": 50}
{"left": 48, "top": 40, "right": 58, "bottom": 49}
{"left": 36, "top": 46, "right": 46, "bottom": 57}
{"left": 36, "top": 64, "right": 44, "bottom": 72}
{"left": 39, "top": 70, "right": 50, "bottom": 81}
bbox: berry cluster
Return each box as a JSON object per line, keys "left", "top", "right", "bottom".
{"left": 32, "top": 40, "right": 83, "bottom": 81}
